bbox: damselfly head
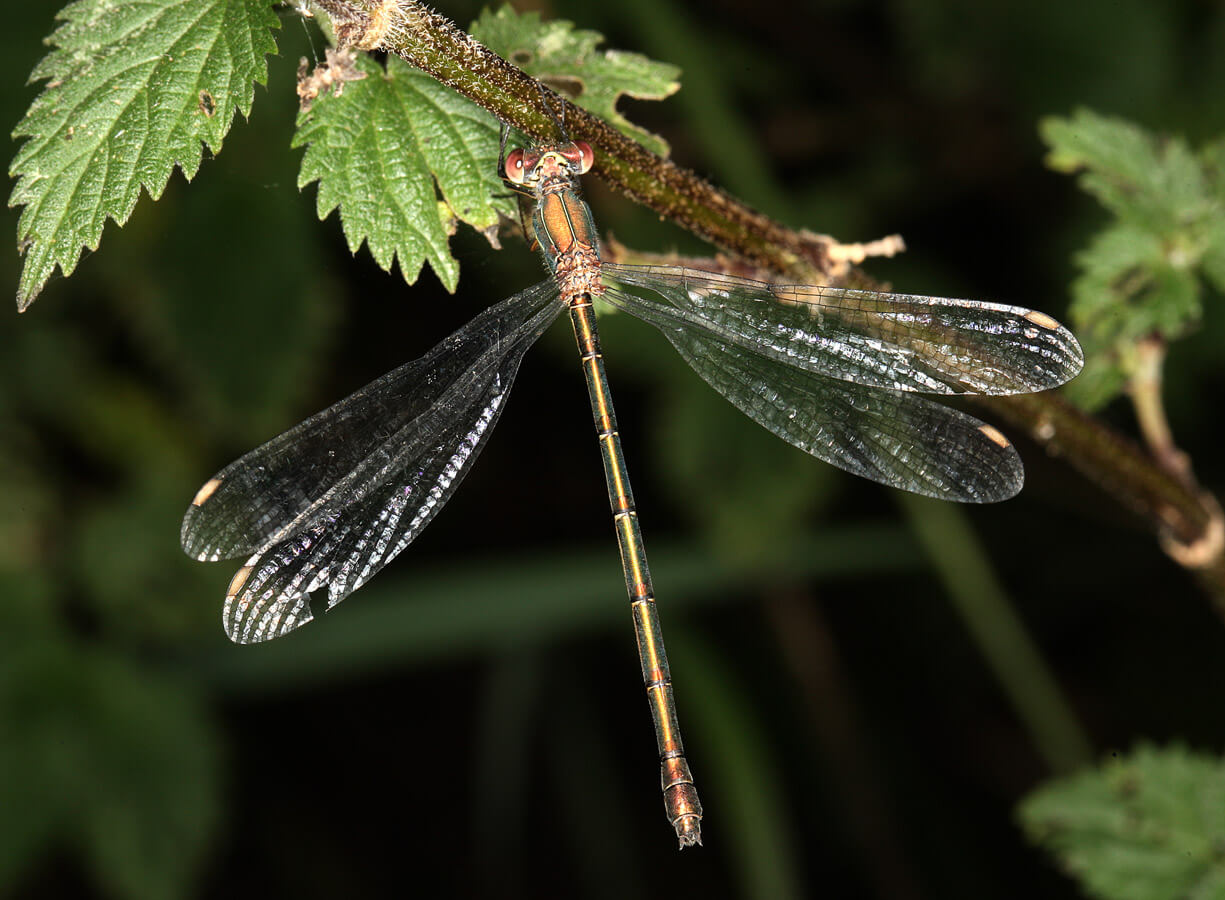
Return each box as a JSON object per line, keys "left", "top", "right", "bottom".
{"left": 504, "top": 141, "right": 594, "bottom": 185}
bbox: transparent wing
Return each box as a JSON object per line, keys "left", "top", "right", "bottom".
{"left": 602, "top": 263, "right": 1083, "bottom": 395}
{"left": 181, "top": 280, "right": 565, "bottom": 643}
{"left": 642, "top": 307, "right": 1025, "bottom": 501}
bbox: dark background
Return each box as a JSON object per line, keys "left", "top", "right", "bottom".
{"left": 3, "top": 1, "right": 1224, "bottom": 898}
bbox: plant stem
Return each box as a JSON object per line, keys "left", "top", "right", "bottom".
{"left": 762, "top": 591, "right": 923, "bottom": 900}
{"left": 984, "top": 392, "right": 1225, "bottom": 603}
{"left": 310, "top": 0, "right": 839, "bottom": 281}
{"left": 898, "top": 495, "right": 1094, "bottom": 774}
{"left": 1129, "top": 336, "right": 1193, "bottom": 486}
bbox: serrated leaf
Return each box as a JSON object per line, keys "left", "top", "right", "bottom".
{"left": 1202, "top": 225, "right": 1225, "bottom": 296}
{"left": 1199, "top": 139, "right": 1225, "bottom": 294}
{"left": 1041, "top": 109, "right": 1211, "bottom": 231}
{"left": 1063, "top": 223, "right": 1204, "bottom": 410}
{"left": 471, "top": 4, "right": 681, "bottom": 157}
{"left": 9, "top": 0, "right": 281, "bottom": 309}
{"left": 293, "top": 53, "right": 512, "bottom": 291}
{"left": 1071, "top": 225, "right": 1165, "bottom": 326}
{"left": 1041, "top": 110, "right": 1225, "bottom": 409}
{"left": 1019, "top": 744, "right": 1225, "bottom": 900}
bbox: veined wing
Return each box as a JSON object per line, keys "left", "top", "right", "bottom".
{"left": 602, "top": 263, "right": 1083, "bottom": 396}
{"left": 181, "top": 280, "right": 565, "bottom": 643}
{"left": 629, "top": 299, "right": 1026, "bottom": 502}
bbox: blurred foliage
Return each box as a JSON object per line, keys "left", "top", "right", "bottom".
{"left": 1041, "top": 109, "right": 1225, "bottom": 410}
{"left": 1019, "top": 744, "right": 1225, "bottom": 900}
{"left": 3, "top": 1, "right": 1225, "bottom": 899}
{"left": 0, "top": 638, "right": 219, "bottom": 900}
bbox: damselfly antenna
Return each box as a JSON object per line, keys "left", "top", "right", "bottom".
{"left": 498, "top": 121, "right": 511, "bottom": 177}
{"left": 538, "top": 83, "right": 569, "bottom": 140}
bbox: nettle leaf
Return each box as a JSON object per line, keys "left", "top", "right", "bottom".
{"left": 1063, "top": 224, "right": 1203, "bottom": 410}
{"left": 1041, "top": 109, "right": 1212, "bottom": 231}
{"left": 1019, "top": 744, "right": 1225, "bottom": 900}
{"left": 9, "top": 0, "right": 281, "bottom": 309}
{"left": 293, "top": 53, "right": 511, "bottom": 291}
{"left": 471, "top": 4, "right": 681, "bottom": 157}
{"left": 290, "top": 5, "right": 682, "bottom": 289}
{"left": 1041, "top": 110, "right": 1225, "bottom": 410}
{"left": 1199, "top": 138, "right": 1225, "bottom": 295}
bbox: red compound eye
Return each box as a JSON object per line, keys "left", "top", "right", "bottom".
{"left": 504, "top": 148, "right": 527, "bottom": 184}
{"left": 559, "top": 141, "right": 594, "bottom": 174}
{"left": 574, "top": 141, "right": 594, "bottom": 173}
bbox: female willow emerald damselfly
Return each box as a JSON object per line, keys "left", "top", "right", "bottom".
{"left": 181, "top": 138, "right": 1083, "bottom": 848}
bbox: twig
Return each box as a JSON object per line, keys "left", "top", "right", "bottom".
{"left": 310, "top": 0, "right": 838, "bottom": 281}
{"left": 985, "top": 392, "right": 1225, "bottom": 602}
{"left": 1129, "top": 336, "right": 1194, "bottom": 486}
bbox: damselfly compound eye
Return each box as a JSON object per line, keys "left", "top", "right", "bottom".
{"left": 573, "top": 141, "right": 594, "bottom": 174}
{"left": 559, "top": 142, "right": 595, "bottom": 174}
{"left": 504, "top": 148, "right": 527, "bottom": 184}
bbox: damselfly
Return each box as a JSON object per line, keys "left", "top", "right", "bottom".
{"left": 181, "top": 138, "right": 1082, "bottom": 848}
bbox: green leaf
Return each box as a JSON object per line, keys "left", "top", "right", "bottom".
{"left": 1041, "top": 110, "right": 1225, "bottom": 409}
{"left": 1041, "top": 109, "right": 1212, "bottom": 232}
{"left": 9, "top": 0, "right": 281, "bottom": 309}
{"left": 1199, "top": 138, "right": 1225, "bottom": 294}
{"left": 1019, "top": 743, "right": 1225, "bottom": 900}
{"left": 293, "top": 53, "right": 511, "bottom": 291}
{"left": 289, "top": 5, "right": 683, "bottom": 289}
{"left": 1063, "top": 223, "right": 1204, "bottom": 410}
{"left": 1067, "top": 355, "right": 1131, "bottom": 412}
{"left": 470, "top": 4, "right": 681, "bottom": 157}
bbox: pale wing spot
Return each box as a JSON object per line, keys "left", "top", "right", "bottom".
{"left": 226, "top": 564, "right": 254, "bottom": 601}
{"left": 1023, "top": 310, "right": 1060, "bottom": 331}
{"left": 192, "top": 477, "right": 223, "bottom": 506}
{"left": 978, "top": 424, "right": 1011, "bottom": 449}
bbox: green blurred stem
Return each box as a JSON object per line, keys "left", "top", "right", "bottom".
{"left": 762, "top": 591, "right": 922, "bottom": 899}
{"left": 897, "top": 495, "right": 1093, "bottom": 774}
{"left": 473, "top": 649, "right": 541, "bottom": 877}
{"left": 188, "top": 525, "right": 920, "bottom": 693}
{"left": 667, "top": 631, "right": 803, "bottom": 900}
{"left": 1129, "top": 336, "right": 1192, "bottom": 487}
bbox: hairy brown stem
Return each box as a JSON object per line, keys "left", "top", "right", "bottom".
{"left": 310, "top": 0, "right": 837, "bottom": 281}
{"left": 984, "top": 392, "right": 1225, "bottom": 601}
